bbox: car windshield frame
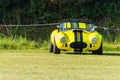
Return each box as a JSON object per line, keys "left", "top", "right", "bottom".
{"left": 59, "top": 21, "right": 95, "bottom": 32}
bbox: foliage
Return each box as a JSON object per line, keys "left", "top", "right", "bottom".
{"left": 103, "top": 41, "right": 120, "bottom": 51}
{"left": 0, "top": 36, "right": 49, "bottom": 49}
{"left": 0, "top": 0, "right": 120, "bottom": 43}
{"left": 0, "top": 0, "right": 119, "bottom": 24}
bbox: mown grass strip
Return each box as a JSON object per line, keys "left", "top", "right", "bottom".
{"left": 0, "top": 50, "right": 120, "bottom": 80}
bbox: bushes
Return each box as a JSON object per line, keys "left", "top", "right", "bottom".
{"left": 103, "top": 41, "right": 120, "bottom": 51}
{"left": 0, "top": 26, "right": 55, "bottom": 40}
{"left": 0, "top": 0, "right": 120, "bottom": 24}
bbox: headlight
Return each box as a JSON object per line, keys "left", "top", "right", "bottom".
{"left": 91, "top": 38, "right": 97, "bottom": 44}
{"left": 60, "top": 37, "right": 66, "bottom": 43}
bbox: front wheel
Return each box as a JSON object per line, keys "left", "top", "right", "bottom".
{"left": 53, "top": 44, "right": 60, "bottom": 54}
{"left": 92, "top": 43, "right": 103, "bottom": 55}
{"left": 49, "top": 41, "right": 53, "bottom": 53}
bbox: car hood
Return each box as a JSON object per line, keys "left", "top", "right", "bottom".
{"left": 62, "top": 29, "right": 99, "bottom": 43}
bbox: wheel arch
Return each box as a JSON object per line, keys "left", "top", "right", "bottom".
{"left": 50, "top": 29, "right": 58, "bottom": 45}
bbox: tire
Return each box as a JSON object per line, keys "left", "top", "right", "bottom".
{"left": 92, "top": 43, "right": 103, "bottom": 55}
{"left": 53, "top": 44, "right": 60, "bottom": 54}
{"left": 49, "top": 41, "right": 53, "bottom": 53}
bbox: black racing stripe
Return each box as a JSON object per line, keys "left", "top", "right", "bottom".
{"left": 74, "top": 30, "right": 83, "bottom": 42}
{"left": 80, "top": 31, "right": 83, "bottom": 42}
{"left": 74, "top": 32, "right": 77, "bottom": 42}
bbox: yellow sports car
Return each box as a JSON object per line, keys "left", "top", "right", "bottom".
{"left": 49, "top": 19, "right": 103, "bottom": 54}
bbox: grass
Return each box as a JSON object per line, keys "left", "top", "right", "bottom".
{"left": 0, "top": 50, "right": 120, "bottom": 80}
{"left": 103, "top": 41, "right": 120, "bottom": 51}
{"left": 0, "top": 36, "right": 49, "bottom": 50}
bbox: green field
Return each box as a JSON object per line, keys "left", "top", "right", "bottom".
{"left": 0, "top": 50, "right": 120, "bottom": 80}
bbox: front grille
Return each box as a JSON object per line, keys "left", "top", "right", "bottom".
{"left": 70, "top": 42, "right": 87, "bottom": 49}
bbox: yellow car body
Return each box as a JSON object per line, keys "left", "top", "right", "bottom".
{"left": 49, "top": 19, "right": 103, "bottom": 54}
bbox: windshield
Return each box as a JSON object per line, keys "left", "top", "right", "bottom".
{"left": 59, "top": 22, "right": 94, "bottom": 31}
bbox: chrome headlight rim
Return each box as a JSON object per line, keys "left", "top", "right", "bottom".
{"left": 60, "top": 37, "right": 66, "bottom": 43}
{"left": 91, "top": 38, "right": 97, "bottom": 44}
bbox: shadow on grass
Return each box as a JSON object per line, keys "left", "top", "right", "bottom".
{"left": 66, "top": 52, "right": 95, "bottom": 55}
{"left": 66, "top": 52, "right": 120, "bottom": 56}
{"left": 102, "top": 52, "right": 120, "bottom": 56}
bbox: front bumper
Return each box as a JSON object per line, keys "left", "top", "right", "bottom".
{"left": 70, "top": 42, "right": 87, "bottom": 52}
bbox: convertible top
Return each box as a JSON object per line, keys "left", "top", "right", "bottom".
{"left": 61, "top": 19, "right": 93, "bottom": 24}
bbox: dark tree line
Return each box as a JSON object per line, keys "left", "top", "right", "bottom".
{"left": 0, "top": 0, "right": 119, "bottom": 24}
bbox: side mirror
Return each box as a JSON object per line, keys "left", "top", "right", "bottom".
{"left": 90, "top": 25, "right": 97, "bottom": 32}
{"left": 94, "top": 26, "right": 97, "bottom": 29}
{"left": 57, "top": 25, "right": 60, "bottom": 28}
